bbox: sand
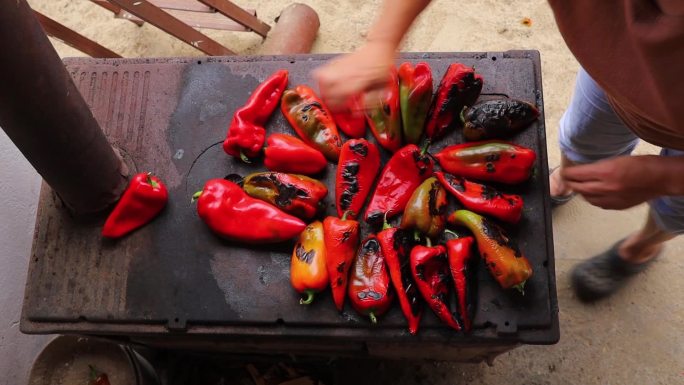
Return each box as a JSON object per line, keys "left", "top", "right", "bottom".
{"left": 22, "top": 1, "right": 682, "bottom": 384}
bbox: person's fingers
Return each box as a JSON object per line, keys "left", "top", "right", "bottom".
{"left": 564, "top": 180, "right": 608, "bottom": 196}
{"left": 560, "top": 163, "right": 605, "bottom": 183}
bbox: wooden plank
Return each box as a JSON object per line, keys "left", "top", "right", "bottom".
{"left": 90, "top": 0, "right": 145, "bottom": 26}
{"left": 107, "top": 0, "right": 234, "bottom": 55}
{"left": 33, "top": 11, "right": 122, "bottom": 58}
{"left": 199, "top": 0, "right": 270, "bottom": 37}
{"left": 116, "top": 7, "right": 257, "bottom": 31}
{"left": 149, "top": 0, "right": 213, "bottom": 12}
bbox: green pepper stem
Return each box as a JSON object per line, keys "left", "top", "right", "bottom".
{"left": 425, "top": 237, "right": 432, "bottom": 247}
{"left": 299, "top": 290, "right": 315, "bottom": 305}
{"left": 239, "top": 150, "right": 252, "bottom": 164}
{"left": 381, "top": 212, "right": 392, "bottom": 230}
{"left": 512, "top": 281, "right": 526, "bottom": 295}
{"left": 413, "top": 230, "right": 421, "bottom": 242}
{"left": 88, "top": 365, "right": 99, "bottom": 381}
{"left": 341, "top": 210, "right": 354, "bottom": 221}
{"left": 444, "top": 229, "right": 459, "bottom": 239}
{"left": 191, "top": 190, "right": 202, "bottom": 203}
{"left": 146, "top": 173, "right": 160, "bottom": 189}
{"left": 369, "top": 312, "right": 377, "bottom": 324}
{"left": 459, "top": 106, "right": 467, "bottom": 124}
{"left": 420, "top": 140, "right": 431, "bottom": 155}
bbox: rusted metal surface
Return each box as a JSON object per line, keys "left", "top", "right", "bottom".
{"left": 0, "top": 0, "right": 127, "bottom": 215}
{"left": 107, "top": 0, "right": 235, "bottom": 55}
{"left": 200, "top": 0, "right": 271, "bottom": 37}
{"left": 258, "top": 4, "right": 319, "bottom": 55}
{"left": 34, "top": 11, "right": 122, "bottom": 58}
{"left": 21, "top": 53, "right": 558, "bottom": 361}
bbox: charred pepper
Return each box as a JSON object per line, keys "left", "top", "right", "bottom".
{"left": 348, "top": 235, "right": 394, "bottom": 324}
{"left": 436, "top": 171, "right": 523, "bottom": 223}
{"left": 398, "top": 62, "right": 433, "bottom": 145}
{"left": 335, "top": 139, "right": 381, "bottom": 219}
{"left": 378, "top": 219, "right": 422, "bottom": 335}
{"left": 102, "top": 172, "right": 168, "bottom": 238}
{"left": 445, "top": 231, "right": 475, "bottom": 332}
{"left": 243, "top": 172, "right": 328, "bottom": 220}
{"left": 264, "top": 133, "right": 327, "bottom": 175}
{"left": 410, "top": 240, "right": 461, "bottom": 331}
{"left": 449, "top": 209, "right": 533, "bottom": 292}
{"left": 364, "top": 68, "right": 402, "bottom": 152}
{"left": 323, "top": 212, "right": 360, "bottom": 311}
{"left": 331, "top": 95, "right": 366, "bottom": 138}
{"left": 425, "top": 63, "right": 483, "bottom": 141}
{"left": 400, "top": 177, "right": 448, "bottom": 239}
{"left": 193, "top": 179, "right": 306, "bottom": 243}
{"left": 88, "top": 365, "right": 111, "bottom": 385}
{"left": 291, "top": 221, "right": 329, "bottom": 305}
{"left": 435, "top": 140, "right": 536, "bottom": 184}
{"left": 365, "top": 144, "right": 434, "bottom": 226}
{"left": 223, "top": 70, "right": 289, "bottom": 162}
{"left": 462, "top": 99, "right": 540, "bottom": 141}
{"left": 281, "top": 85, "right": 342, "bottom": 161}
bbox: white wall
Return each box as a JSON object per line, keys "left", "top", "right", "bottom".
{"left": 0, "top": 128, "right": 52, "bottom": 384}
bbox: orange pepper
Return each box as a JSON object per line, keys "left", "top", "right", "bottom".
{"left": 291, "top": 221, "right": 329, "bottom": 305}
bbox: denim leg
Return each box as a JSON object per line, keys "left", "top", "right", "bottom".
{"left": 649, "top": 148, "right": 684, "bottom": 234}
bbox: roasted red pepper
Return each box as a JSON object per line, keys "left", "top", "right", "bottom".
{"left": 193, "top": 179, "right": 306, "bottom": 243}
{"left": 398, "top": 62, "right": 433, "bottom": 145}
{"left": 436, "top": 171, "right": 523, "bottom": 223}
{"left": 400, "top": 176, "right": 448, "bottom": 239}
{"left": 264, "top": 133, "right": 327, "bottom": 175}
{"left": 242, "top": 172, "right": 328, "bottom": 220}
{"left": 291, "top": 221, "right": 329, "bottom": 305}
{"left": 462, "top": 99, "right": 540, "bottom": 141}
{"left": 88, "top": 365, "right": 111, "bottom": 385}
{"left": 410, "top": 241, "right": 461, "bottom": 331}
{"left": 323, "top": 212, "right": 360, "bottom": 311}
{"left": 102, "top": 172, "right": 168, "bottom": 238}
{"left": 445, "top": 231, "right": 475, "bottom": 332}
{"left": 281, "top": 85, "right": 342, "bottom": 161}
{"left": 449, "top": 209, "right": 533, "bottom": 292}
{"left": 435, "top": 140, "right": 536, "bottom": 184}
{"left": 364, "top": 68, "right": 402, "bottom": 152}
{"left": 364, "top": 144, "right": 434, "bottom": 226}
{"left": 425, "top": 63, "right": 483, "bottom": 141}
{"left": 330, "top": 95, "right": 366, "bottom": 138}
{"left": 378, "top": 219, "right": 422, "bottom": 335}
{"left": 223, "top": 70, "right": 289, "bottom": 162}
{"left": 348, "top": 235, "right": 393, "bottom": 324}
{"left": 335, "top": 139, "right": 381, "bottom": 219}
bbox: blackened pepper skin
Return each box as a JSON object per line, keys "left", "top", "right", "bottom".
{"left": 335, "top": 139, "right": 380, "bottom": 219}
{"left": 462, "top": 99, "right": 540, "bottom": 141}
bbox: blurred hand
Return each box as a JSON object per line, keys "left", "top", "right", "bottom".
{"left": 561, "top": 155, "right": 667, "bottom": 210}
{"left": 313, "top": 42, "right": 396, "bottom": 110}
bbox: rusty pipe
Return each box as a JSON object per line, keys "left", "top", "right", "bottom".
{"left": 0, "top": 0, "right": 127, "bottom": 216}
{"left": 258, "top": 3, "right": 320, "bottom": 55}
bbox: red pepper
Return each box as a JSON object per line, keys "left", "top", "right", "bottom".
{"left": 242, "top": 172, "right": 328, "bottom": 220}
{"left": 223, "top": 70, "right": 289, "bottom": 162}
{"left": 281, "top": 85, "right": 342, "bottom": 161}
{"left": 348, "top": 235, "right": 393, "bottom": 324}
{"left": 264, "top": 133, "right": 327, "bottom": 175}
{"left": 102, "top": 172, "right": 168, "bottom": 238}
{"left": 462, "top": 99, "right": 540, "bottom": 141}
{"left": 449, "top": 210, "right": 533, "bottom": 292}
{"left": 445, "top": 231, "right": 475, "bottom": 332}
{"left": 335, "top": 139, "right": 381, "bottom": 219}
{"left": 398, "top": 62, "right": 433, "bottom": 145}
{"left": 363, "top": 68, "right": 402, "bottom": 152}
{"left": 410, "top": 241, "right": 461, "bottom": 331}
{"left": 435, "top": 140, "right": 536, "bottom": 184}
{"left": 436, "top": 171, "right": 523, "bottom": 223}
{"left": 323, "top": 212, "right": 360, "bottom": 311}
{"left": 89, "top": 365, "right": 111, "bottom": 385}
{"left": 193, "top": 179, "right": 306, "bottom": 244}
{"left": 425, "top": 63, "right": 483, "bottom": 141}
{"left": 377, "top": 219, "right": 422, "bottom": 335}
{"left": 364, "top": 144, "right": 434, "bottom": 226}
{"left": 291, "top": 221, "right": 329, "bottom": 305}
{"left": 330, "top": 95, "right": 366, "bottom": 138}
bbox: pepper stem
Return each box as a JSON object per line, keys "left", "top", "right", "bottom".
{"left": 413, "top": 230, "right": 421, "bottom": 242}
{"left": 341, "top": 210, "right": 354, "bottom": 221}
{"left": 88, "top": 365, "right": 99, "bottom": 381}
{"left": 512, "top": 281, "right": 526, "bottom": 295}
{"left": 425, "top": 237, "right": 432, "bottom": 247}
{"left": 239, "top": 150, "right": 252, "bottom": 164}
{"left": 444, "top": 229, "right": 459, "bottom": 239}
{"left": 299, "top": 290, "right": 315, "bottom": 305}
{"left": 191, "top": 190, "right": 202, "bottom": 203}
{"left": 146, "top": 172, "right": 160, "bottom": 189}
{"left": 369, "top": 312, "right": 377, "bottom": 324}
{"left": 381, "top": 212, "right": 392, "bottom": 230}
{"left": 420, "top": 140, "right": 431, "bottom": 155}
{"left": 459, "top": 106, "right": 467, "bottom": 124}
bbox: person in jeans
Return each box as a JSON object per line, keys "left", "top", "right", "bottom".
{"left": 313, "top": 0, "right": 684, "bottom": 301}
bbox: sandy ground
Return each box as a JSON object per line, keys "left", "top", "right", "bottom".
{"left": 10, "top": 0, "right": 684, "bottom": 384}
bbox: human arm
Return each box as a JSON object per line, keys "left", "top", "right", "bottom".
{"left": 313, "top": 0, "right": 432, "bottom": 109}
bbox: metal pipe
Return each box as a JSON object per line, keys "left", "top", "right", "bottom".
{"left": 0, "top": 0, "right": 127, "bottom": 216}
{"left": 258, "top": 3, "right": 320, "bottom": 55}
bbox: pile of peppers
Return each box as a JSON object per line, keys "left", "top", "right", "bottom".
{"left": 177, "top": 63, "right": 544, "bottom": 335}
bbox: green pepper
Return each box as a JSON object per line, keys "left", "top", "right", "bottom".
{"left": 398, "top": 62, "right": 433, "bottom": 145}
{"left": 400, "top": 177, "right": 448, "bottom": 239}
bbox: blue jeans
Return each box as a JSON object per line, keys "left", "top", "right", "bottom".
{"left": 558, "top": 68, "right": 684, "bottom": 234}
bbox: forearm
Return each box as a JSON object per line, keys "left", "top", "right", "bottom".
{"left": 365, "top": 0, "right": 432, "bottom": 51}
{"left": 652, "top": 155, "right": 684, "bottom": 196}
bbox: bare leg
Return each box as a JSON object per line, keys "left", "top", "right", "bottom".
{"left": 618, "top": 209, "right": 675, "bottom": 264}
{"left": 549, "top": 153, "right": 575, "bottom": 197}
